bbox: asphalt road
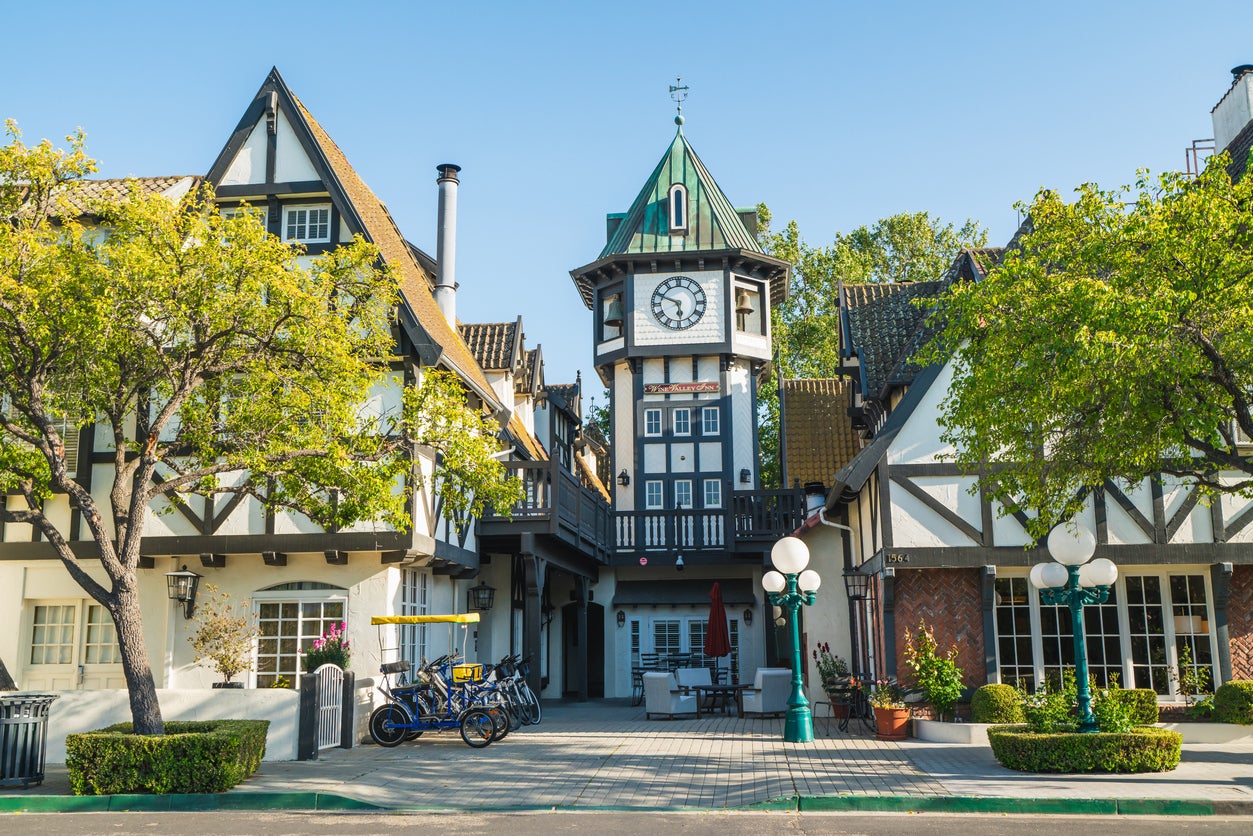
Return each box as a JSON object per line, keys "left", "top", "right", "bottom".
{"left": 2, "top": 812, "right": 1251, "bottom": 835}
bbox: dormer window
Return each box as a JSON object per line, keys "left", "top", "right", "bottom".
{"left": 282, "top": 204, "right": 331, "bottom": 243}
{"left": 668, "top": 184, "right": 688, "bottom": 233}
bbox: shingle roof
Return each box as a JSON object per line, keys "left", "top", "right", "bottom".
{"left": 600, "top": 128, "right": 761, "bottom": 258}
{"left": 842, "top": 280, "right": 949, "bottom": 399}
{"left": 1223, "top": 120, "right": 1253, "bottom": 181}
{"left": 782, "top": 378, "right": 861, "bottom": 487}
{"left": 264, "top": 72, "right": 499, "bottom": 406}
{"left": 544, "top": 383, "right": 580, "bottom": 419}
{"left": 13, "top": 175, "right": 201, "bottom": 219}
{"left": 459, "top": 319, "right": 522, "bottom": 372}
{"left": 576, "top": 455, "right": 610, "bottom": 502}
{"left": 507, "top": 414, "right": 546, "bottom": 461}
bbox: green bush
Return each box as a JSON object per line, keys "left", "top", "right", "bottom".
{"left": 1107, "top": 688, "right": 1158, "bottom": 725}
{"left": 1213, "top": 680, "right": 1253, "bottom": 725}
{"left": 65, "top": 720, "right": 268, "bottom": 795}
{"left": 971, "top": 684, "right": 1024, "bottom": 724}
{"left": 987, "top": 725, "right": 1181, "bottom": 773}
{"left": 1092, "top": 688, "right": 1133, "bottom": 733}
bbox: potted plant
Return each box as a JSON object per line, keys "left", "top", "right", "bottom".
{"left": 302, "top": 621, "right": 351, "bottom": 672}
{"left": 865, "top": 678, "right": 910, "bottom": 740}
{"left": 902, "top": 619, "right": 965, "bottom": 721}
{"left": 188, "top": 585, "right": 258, "bottom": 688}
{"left": 813, "top": 642, "right": 854, "bottom": 718}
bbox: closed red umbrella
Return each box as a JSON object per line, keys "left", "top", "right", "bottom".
{"left": 704, "top": 582, "right": 732, "bottom": 675}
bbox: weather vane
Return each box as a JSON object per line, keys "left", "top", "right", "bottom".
{"left": 669, "top": 76, "right": 689, "bottom": 126}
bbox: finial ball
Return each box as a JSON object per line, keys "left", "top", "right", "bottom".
{"left": 675, "top": 114, "right": 685, "bottom": 126}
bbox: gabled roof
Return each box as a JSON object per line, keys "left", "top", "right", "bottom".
{"left": 544, "top": 383, "right": 581, "bottom": 420}
{"left": 204, "top": 68, "right": 500, "bottom": 410}
{"left": 516, "top": 346, "right": 543, "bottom": 397}
{"left": 782, "top": 378, "right": 861, "bottom": 487}
{"left": 575, "top": 455, "right": 610, "bottom": 503}
{"left": 15, "top": 176, "right": 201, "bottom": 221}
{"left": 600, "top": 127, "right": 761, "bottom": 258}
{"left": 459, "top": 318, "right": 523, "bottom": 372}
{"left": 506, "top": 414, "right": 546, "bottom": 461}
{"left": 841, "top": 280, "right": 949, "bottom": 399}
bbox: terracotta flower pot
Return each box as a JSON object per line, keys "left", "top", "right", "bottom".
{"left": 825, "top": 694, "right": 852, "bottom": 719}
{"left": 874, "top": 706, "right": 910, "bottom": 741}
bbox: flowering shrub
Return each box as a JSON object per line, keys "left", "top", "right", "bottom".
{"left": 302, "top": 621, "right": 351, "bottom": 672}
{"left": 813, "top": 642, "right": 850, "bottom": 690}
{"left": 864, "top": 678, "right": 907, "bottom": 709}
{"left": 902, "top": 619, "right": 965, "bottom": 721}
{"left": 188, "top": 585, "right": 258, "bottom": 684}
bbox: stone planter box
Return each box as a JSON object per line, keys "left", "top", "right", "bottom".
{"left": 1156, "top": 722, "right": 1253, "bottom": 744}
{"left": 912, "top": 718, "right": 993, "bottom": 745}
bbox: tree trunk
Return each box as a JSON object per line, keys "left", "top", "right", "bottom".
{"left": 112, "top": 588, "right": 164, "bottom": 735}
{"left": 0, "top": 655, "right": 17, "bottom": 691}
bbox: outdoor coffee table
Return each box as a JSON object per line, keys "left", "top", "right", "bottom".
{"left": 693, "top": 683, "right": 747, "bottom": 717}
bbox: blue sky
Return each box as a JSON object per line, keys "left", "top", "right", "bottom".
{"left": 5, "top": 1, "right": 1249, "bottom": 390}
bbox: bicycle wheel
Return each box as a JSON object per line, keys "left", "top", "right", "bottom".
{"left": 459, "top": 707, "right": 495, "bottom": 748}
{"left": 486, "top": 704, "right": 509, "bottom": 741}
{"left": 403, "top": 693, "right": 430, "bottom": 741}
{"left": 368, "top": 703, "right": 411, "bottom": 747}
{"left": 507, "top": 703, "right": 523, "bottom": 732}
{"left": 524, "top": 684, "right": 541, "bottom": 725}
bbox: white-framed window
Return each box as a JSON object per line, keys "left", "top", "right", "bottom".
{"left": 30, "top": 604, "right": 76, "bottom": 665}
{"left": 645, "top": 480, "right": 663, "bottom": 509}
{"left": 703, "top": 479, "right": 722, "bottom": 509}
{"left": 644, "top": 408, "right": 662, "bottom": 437}
{"left": 702, "top": 406, "right": 720, "bottom": 435}
{"left": 633, "top": 614, "right": 740, "bottom": 682}
{"left": 83, "top": 604, "right": 121, "bottom": 664}
{"left": 254, "top": 582, "right": 347, "bottom": 687}
{"left": 400, "top": 569, "right": 429, "bottom": 668}
{"left": 992, "top": 570, "right": 1217, "bottom": 698}
{"left": 668, "top": 183, "right": 688, "bottom": 231}
{"left": 673, "top": 408, "right": 690, "bottom": 436}
{"left": 24, "top": 601, "right": 122, "bottom": 690}
{"left": 282, "top": 204, "right": 331, "bottom": 243}
{"left": 674, "top": 479, "right": 693, "bottom": 509}
{"left": 0, "top": 396, "right": 80, "bottom": 477}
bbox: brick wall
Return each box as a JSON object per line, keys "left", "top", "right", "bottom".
{"left": 893, "top": 568, "right": 986, "bottom": 688}
{"left": 1230, "top": 565, "right": 1253, "bottom": 681}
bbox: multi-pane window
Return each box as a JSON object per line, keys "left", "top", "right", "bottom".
{"left": 282, "top": 205, "right": 331, "bottom": 243}
{"left": 1126, "top": 576, "right": 1170, "bottom": 694}
{"left": 702, "top": 407, "right": 720, "bottom": 435}
{"left": 673, "top": 408, "right": 691, "bottom": 436}
{"left": 703, "top": 479, "right": 722, "bottom": 509}
{"left": 1040, "top": 587, "right": 1121, "bottom": 689}
{"left": 400, "top": 569, "right": 429, "bottom": 668}
{"left": 256, "top": 588, "right": 346, "bottom": 687}
{"left": 645, "top": 480, "right": 663, "bottom": 509}
{"left": 652, "top": 619, "right": 682, "bottom": 657}
{"left": 644, "top": 409, "right": 662, "bottom": 437}
{"left": 994, "top": 577, "right": 1035, "bottom": 690}
{"left": 83, "top": 605, "right": 121, "bottom": 665}
{"left": 30, "top": 605, "right": 76, "bottom": 665}
{"left": 674, "top": 480, "right": 693, "bottom": 509}
{"left": 1171, "top": 575, "right": 1212, "bottom": 686}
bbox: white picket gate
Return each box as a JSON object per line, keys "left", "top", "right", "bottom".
{"left": 313, "top": 663, "right": 344, "bottom": 751}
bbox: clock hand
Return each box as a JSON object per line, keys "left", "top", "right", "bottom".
{"left": 665, "top": 296, "right": 684, "bottom": 318}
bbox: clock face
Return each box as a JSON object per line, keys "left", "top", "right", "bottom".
{"left": 650, "top": 276, "right": 707, "bottom": 330}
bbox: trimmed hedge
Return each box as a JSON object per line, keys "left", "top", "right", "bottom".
{"left": 1214, "top": 680, "right": 1253, "bottom": 725}
{"left": 1108, "top": 688, "right": 1158, "bottom": 725}
{"left": 66, "top": 720, "right": 268, "bottom": 795}
{"left": 971, "top": 684, "right": 1024, "bottom": 724}
{"left": 987, "top": 725, "right": 1181, "bottom": 773}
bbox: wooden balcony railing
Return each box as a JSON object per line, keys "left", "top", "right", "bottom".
{"left": 479, "top": 459, "right": 613, "bottom": 561}
{"left": 612, "top": 487, "right": 806, "bottom": 555}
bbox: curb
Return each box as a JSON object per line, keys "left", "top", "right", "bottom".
{"left": 2, "top": 793, "right": 1249, "bottom": 816}
{"left": 0, "top": 792, "right": 381, "bottom": 813}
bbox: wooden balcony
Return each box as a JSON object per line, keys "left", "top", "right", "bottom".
{"left": 612, "top": 488, "right": 806, "bottom": 557}
{"left": 478, "top": 459, "right": 613, "bottom": 562}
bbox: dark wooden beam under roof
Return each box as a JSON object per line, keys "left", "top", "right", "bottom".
{"left": 199, "top": 553, "right": 226, "bottom": 568}
{"left": 324, "top": 550, "right": 348, "bottom": 566}
{"left": 262, "top": 551, "right": 287, "bottom": 567}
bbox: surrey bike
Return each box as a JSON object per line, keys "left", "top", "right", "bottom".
{"left": 367, "top": 613, "right": 499, "bottom": 749}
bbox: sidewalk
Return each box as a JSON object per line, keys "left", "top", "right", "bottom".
{"left": 4, "top": 700, "right": 1251, "bottom": 815}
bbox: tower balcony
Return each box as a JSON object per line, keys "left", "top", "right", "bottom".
{"left": 611, "top": 487, "right": 805, "bottom": 561}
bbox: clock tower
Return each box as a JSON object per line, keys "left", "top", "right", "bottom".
{"left": 570, "top": 116, "right": 790, "bottom": 542}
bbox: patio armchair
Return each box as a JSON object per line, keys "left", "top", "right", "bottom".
{"left": 674, "top": 666, "right": 713, "bottom": 691}
{"left": 642, "top": 671, "right": 697, "bottom": 719}
{"left": 742, "top": 667, "right": 791, "bottom": 717}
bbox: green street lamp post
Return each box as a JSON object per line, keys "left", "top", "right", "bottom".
{"left": 1028, "top": 523, "right": 1119, "bottom": 733}
{"left": 763, "top": 536, "right": 821, "bottom": 743}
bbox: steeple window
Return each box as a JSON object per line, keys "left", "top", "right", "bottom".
{"left": 668, "top": 184, "right": 688, "bottom": 233}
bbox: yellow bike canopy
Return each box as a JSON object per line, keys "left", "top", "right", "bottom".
{"left": 370, "top": 613, "right": 481, "bottom": 625}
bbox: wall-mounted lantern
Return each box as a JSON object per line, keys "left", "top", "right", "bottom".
{"left": 742, "top": 608, "right": 753, "bottom": 626}
{"left": 740, "top": 468, "right": 751, "bottom": 484}
{"left": 616, "top": 610, "right": 626, "bottom": 628}
{"left": 165, "top": 565, "right": 202, "bottom": 620}
{"left": 468, "top": 582, "right": 496, "bottom": 612}
{"left": 617, "top": 470, "right": 630, "bottom": 487}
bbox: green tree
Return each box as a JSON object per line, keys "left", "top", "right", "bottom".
{"left": 756, "top": 205, "right": 986, "bottom": 486}
{"left": 925, "top": 154, "right": 1253, "bottom": 536}
{"left": 0, "top": 124, "right": 520, "bottom": 733}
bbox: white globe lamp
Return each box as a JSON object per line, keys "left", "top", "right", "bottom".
{"left": 771, "top": 537, "right": 810, "bottom": 574}
{"left": 1078, "top": 557, "right": 1118, "bottom": 588}
{"left": 1047, "top": 523, "right": 1096, "bottom": 566}
{"left": 762, "top": 570, "right": 786, "bottom": 593}
{"left": 798, "top": 569, "right": 821, "bottom": 592}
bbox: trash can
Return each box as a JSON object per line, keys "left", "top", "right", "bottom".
{"left": 0, "top": 694, "right": 58, "bottom": 789}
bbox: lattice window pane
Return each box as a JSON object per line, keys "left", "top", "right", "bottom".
{"left": 30, "top": 605, "right": 76, "bottom": 665}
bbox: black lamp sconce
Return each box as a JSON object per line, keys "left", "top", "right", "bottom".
{"left": 165, "top": 565, "right": 202, "bottom": 620}
{"left": 739, "top": 468, "right": 751, "bottom": 484}
{"left": 616, "top": 610, "right": 626, "bottom": 628}
{"left": 742, "top": 608, "right": 753, "bottom": 626}
{"left": 468, "top": 582, "right": 496, "bottom": 612}
{"left": 617, "top": 470, "right": 630, "bottom": 487}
